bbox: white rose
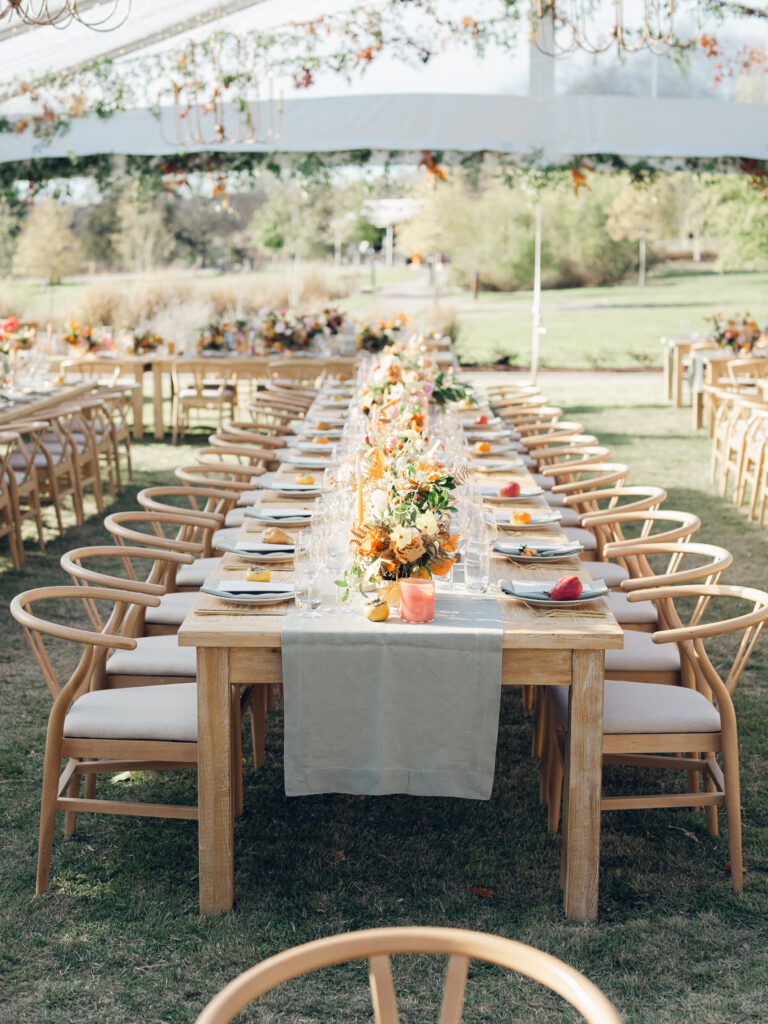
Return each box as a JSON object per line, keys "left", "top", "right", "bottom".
{"left": 369, "top": 489, "right": 388, "bottom": 518}
{"left": 415, "top": 511, "right": 439, "bottom": 538}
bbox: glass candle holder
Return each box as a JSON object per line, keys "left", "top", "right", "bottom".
{"left": 399, "top": 578, "right": 435, "bottom": 624}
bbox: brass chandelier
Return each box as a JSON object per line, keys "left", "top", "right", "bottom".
{"left": 0, "top": 0, "right": 130, "bottom": 31}
{"left": 530, "top": 0, "right": 700, "bottom": 55}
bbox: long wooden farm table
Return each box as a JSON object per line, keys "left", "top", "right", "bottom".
{"left": 178, "top": 454, "right": 623, "bottom": 923}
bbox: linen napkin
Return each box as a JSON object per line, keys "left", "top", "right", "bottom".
{"left": 501, "top": 578, "right": 608, "bottom": 600}
{"left": 493, "top": 539, "right": 583, "bottom": 558}
{"left": 281, "top": 593, "right": 503, "bottom": 800}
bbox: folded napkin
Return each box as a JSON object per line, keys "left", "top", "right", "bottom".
{"left": 212, "top": 579, "right": 294, "bottom": 596}
{"left": 501, "top": 579, "right": 608, "bottom": 600}
{"left": 245, "top": 506, "right": 312, "bottom": 520}
{"left": 472, "top": 459, "right": 525, "bottom": 472}
{"left": 495, "top": 510, "right": 559, "bottom": 525}
{"left": 279, "top": 453, "right": 336, "bottom": 469}
{"left": 235, "top": 540, "right": 294, "bottom": 553}
{"left": 493, "top": 540, "right": 583, "bottom": 558}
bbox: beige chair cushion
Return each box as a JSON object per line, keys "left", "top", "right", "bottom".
{"left": 605, "top": 629, "right": 681, "bottom": 674}
{"left": 584, "top": 561, "right": 630, "bottom": 588}
{"left": 145, "top": 590, "right": 198, "bottom": 626}
{"left": 64, "top": 682, "right": 197, "bottom": 741}
{"left": 213, "top": 527, "right": 240, "bottom": 550}
{"left": 176, "top": 557, "right": 221, "bottom": 588}
{"left": 236, "top": 489, "right": 262, "bottom": 507}
{"left": 533, "top": 473, "right": 554, "bottom": 490}
{"left": 544, "top": 490, "right": 565, "bottom": 507}
{"left": 605, "top": 591, "right": 659, "bottom": 625}
{"left": 557, "top": 506, "right": 580, "bottom": 527}
{"left": 563, "top": 526, "right": 597, "bottom": 552}
{"left": 106, "top": 634, "right": 197, "bottom": 677}
{"left": 523, "top": 455, "right": 537, "bottom": 468}
{"left": 550, "top": 679, "right": 720, "bottom": 735}
{"left": 225, "top": 507, "right": 246, "bottom": 527}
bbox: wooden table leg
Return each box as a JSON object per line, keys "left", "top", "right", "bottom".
{"left": 197, "top": 646, "right": 234, "bottom": 913}
{"left": 561, "top": 649, "right": 604, "bottom": 923}
{"left": 152, "top": 362, "right": 165, "bottom": 440}
{"left": 673, "top": 346, "right": 685, "bottom": 408}
{"left": 132, "top": 365, "right": 144, "bottom": 440}
{"left": 693, "top": 391, "right": 704, "bottom": 430}
{"left": 663, "top": 344, "right": 672, "bottom": 401}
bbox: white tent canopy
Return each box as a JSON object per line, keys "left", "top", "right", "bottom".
{"left": 0, "top": 0, "right": 767, "bottom": 165}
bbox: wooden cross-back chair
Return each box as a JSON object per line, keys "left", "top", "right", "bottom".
{"left": 194, "top": 442, "right": 276, "bottom": 474}
{"left": 104, "top": 507, "right": 217, "bottom": 564}
{"left": 517, "top": 420, "right": 586, "bottom": 446}
{"left": 501, "top": 405, "right": 563, "bottom": 430}
{"left": 217, "top": 421, "right": 288, "bottom": 448}
{"left": 171, "top": 360, "right": 237, "bottom": 444}
{"left": 541, "top": 583, "right": 768, "bottom": 890}
{"left": 10, "top": 585, "right": 200, "bottom": 895}
{"left": 563, "top": 485, "right": 667, "bottom": 522}
{"left": 246, "top": 398, "right": 301, "bottom": 433}
{"left": 97, "top": 387, "right": 134, "bottom": 487}
{"left": 137, "top": 484, "right": 240, "bottom": 524}
{"left": 3, "top": 421, "right": 46, "bottom": 558}
{"left": 195, "top": 927, "right": 622, "bottom": 1024}
{"left": 0, "top": 429, "right": 24, "bottom": 567}
{"left": 42, "top": 403, "right": 104, "bottom": 523}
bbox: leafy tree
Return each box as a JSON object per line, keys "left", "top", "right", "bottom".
{"left": 13, "top": 198, "right": 81, "bottom": 284}
{"left": 80, "top": 192, "right": 120, "bottom": 268}
{"left": 113, "top": 187, "right": 173, "bottom": 272}
{"left": 0, "top": 195, "right": 18, "bottom": 275}
{"left": 249, "top": 182, "right": 326, "bottom": 261}
{"left": 606, "top": 182, "right": 665, "bottom": 286}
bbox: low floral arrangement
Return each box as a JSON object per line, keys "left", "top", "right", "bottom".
{"left": 304, "top": 306, "right": 345, "bottom": 341}
{"left": 198, "top": 321, "right": 227, "bottom": 352}
{"left": 63, "top": 321, "right": 101, "bottom": 353}
{"left": 1, "top": 316, "right": 35, "bottom": 351}
{"left": 356, "top": 313, "right": 408, "bottom": 353}
{"left": 133, "top": 330, "right": 163, "bottom": 355}
{"left": 337, "top": 452, "right": 460, "bottom": 599}
{"left": 706, "top": 313, "right": 762, "bottom": 352}
{"left": 258, "top": 309, "right": 309, "bottom": 349}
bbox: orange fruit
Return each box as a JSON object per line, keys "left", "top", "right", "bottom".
{"left": 475, "top": 441, "right": 492, "bottom": 453}
{"left": 511, "top": 511, "right": 532, "bottom": 525}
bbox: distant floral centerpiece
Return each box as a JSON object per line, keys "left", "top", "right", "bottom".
{"left": 1, "top": 316, "right": 35, "bottom": 352}
{"left": 356, "top": 313, "right": 408, "bottom": 353}
{"left": 706, "top": 313, "right": 762, "bottom": 353}
{"left": 304, "top": 306, "right": 345, "bottom": 342}
{"left": 198, "top": 321, "right": 227, "bottom": 352}
{"left": 64, "top": 321, "right": 101, "bottom": 354}
{"left": 259, "top": 309, "right": 308, "bottom": 350}
{"left": 133, "top": 330, "right": 163, "bottom": 355}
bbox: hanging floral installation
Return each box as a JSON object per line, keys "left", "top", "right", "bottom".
{"left": 1, "top": 0, "right": 767, "bottom": 144}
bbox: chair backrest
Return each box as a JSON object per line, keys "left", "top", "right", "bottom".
{"left": 172, "top": 359, "right": 235, "bottom": 396}
{"left": 174, "top": 463, "right": 261, "bottom": 493}
{"left": 104, "top": 509, "right": 214, "bottom": 557}
{"left": 629, "top": 584, "right": 768, "bottom": 718}
{"left": 549, "top": 463, "right": 630, "bottom": 497}
{"left": 194, "top": 444, "right": 273, "bottom": 472}
{"left": 569, "top": 485, "right": 666, "bottom": 521}
{"left": 10, "top": 585, "right": 158, "bottom": 702}
{"left": 194, "top": 927, "right": 622, "bottom": 1024}
{"left": 60, "top": 544, "right": 194, "bottom": 632}
{"left": 137, "top": 484, "right": 238, "bottom": 523}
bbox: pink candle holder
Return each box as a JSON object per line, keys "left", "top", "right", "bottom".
{"left": 399, "top": 578, "right": 435, "bottom": 624}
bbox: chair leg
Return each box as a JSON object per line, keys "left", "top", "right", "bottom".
{"left": 722, "top": 747, "right": 744, "bottom": 892}
{"left": 37, "top": 741, "right": 63, "bottom": 894}
{"left": 64, "top": 762, "right": 83, "bottom": 837}
{"left": 232, "top": 687, "right": 243, "bottom": 818}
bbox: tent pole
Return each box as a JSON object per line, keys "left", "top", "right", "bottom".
{"left": 530, "top": 200, "right": 542, "bottom": 382}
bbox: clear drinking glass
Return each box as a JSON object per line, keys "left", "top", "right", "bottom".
{"left": 294, "top": 531, "right": 321, "bottom": 617}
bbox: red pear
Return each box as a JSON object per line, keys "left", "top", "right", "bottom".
{"left": 548, "top": 575, "right": 583, "bottom": 602}
{"left": 499, "top": 481, "right": 521, "bottom": 498}
{"left": 474, "top": 413, "right": 488, "bottom": 426}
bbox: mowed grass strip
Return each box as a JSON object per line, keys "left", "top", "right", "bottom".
{"left": 2, "top": 380, "right": 768, "bottom": 1023}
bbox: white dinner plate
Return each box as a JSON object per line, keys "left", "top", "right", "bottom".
{"left": 278, "top": 452, "right": 337, "bottom": 469}
{"left": 495, "top": 509, "right": 562, "bottom": 530}
{"left": 481, "top": 485, "right": 543, "bottom": 503}
{"left": 501, "top": 579, "right": 607, "bottom": 607}
{"left": 202, "top": 580, "right": 295, "bottom": 605}
{"left": 245, "top": 507, "right": 313, "bottom": 526}
{"left": 216, "top": 537, "right": 295, "bottom": 562}
{"left": 493, "top": 540, "right": 583, "bottom": 563}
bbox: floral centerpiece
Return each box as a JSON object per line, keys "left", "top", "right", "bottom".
{"left": 706, "top": 313, "right": 762, "bottom": 353}
{"left": 63, "top": 321, "right": 101, "bottom": 354}
{"left": 133, "top": 330, "right": 163, "bottom": 355}
{"left": 356, "top": 313, "right": 408, "bottom": 353}
{"left": 1, "top": 316, "right": 35, "bottom": 352}
{"left": 258, "top": 309, "right": 308, "bottom": 350}
{"left": 198, "top": 321, "right": 227, "bottom": 352}
{"left": 304, "top": 306, "right": 345, "bottom": 342}
{"left": 338, "top": 456, "right": 460, "bottom": 600}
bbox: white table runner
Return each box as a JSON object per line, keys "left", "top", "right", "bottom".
{"left": 281, "top": 592, "right": 503, "bottom": 800}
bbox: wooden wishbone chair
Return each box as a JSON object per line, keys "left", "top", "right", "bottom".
{"left": 217, "top": 422, "right": 288, "bottom": 448}
{"left": 194, "top": 443, "right": 276, "bottom": 474}
{"left": 194, "top": 926, "right": 621, "bottom": 1024}
{"left": 61, "top": 545, "right": 267, "bottom": 792}
{"left": 0, "top": 429, "right": 24, "bottom": 567}
{"left": 103, "top": 508, "right": 218, "bottom": 585}
{"left": 554, "top": 484, "right": 666, "bottom": 530}
{"left": 542, "top": 583, "right": 768, "bottom": 890}
{"left": 137, "top": 482, "right": 248, "bottom": 546}
{"left": 10, "top": 585, "right": 201, "bottom": 895}
{"left": 525, "top": 437, "right": 602, "bottom": 472}
{"left": 501, "top": 405, "right": 563, "bottom": 430}
{"left": 4, "top": 422, "right": 46, "bottom": 557}
{"left": 175, "top": 463, "right": 264, "bottom": 506}
{"left": 246, "top": 399, "right": 300, "bottom": 433}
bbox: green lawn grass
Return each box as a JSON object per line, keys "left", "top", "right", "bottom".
{"left": 451, "top": 269, "right": 768, "bottom": 369}
{"left": 2, "top": 376, "right": 768, "bottom": 1023}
